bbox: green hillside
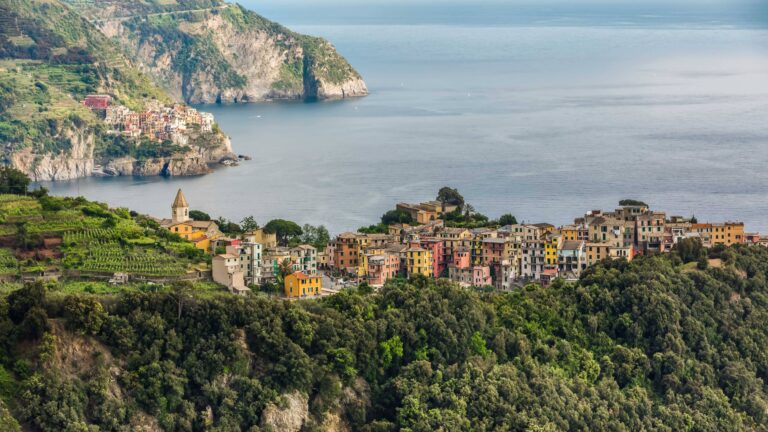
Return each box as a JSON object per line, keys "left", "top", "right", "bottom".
{"left": 0, "top": 0, "right": 228, "bottom": 176}
{"left": 1, "top": 200, "right": 768, "bottom": 430}
{"left": 0, "top": 189, "right": 208, "bottom": 284}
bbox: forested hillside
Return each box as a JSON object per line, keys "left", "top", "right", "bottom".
{"left": 1, "top": 241, "right": 768, "bottom": 430}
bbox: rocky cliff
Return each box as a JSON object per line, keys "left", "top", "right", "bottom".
{"left": 9, "top": 125, "right": 234, "bottom": 181}
{"left": 76, "top": 2, "right": 368, "bottom": 104}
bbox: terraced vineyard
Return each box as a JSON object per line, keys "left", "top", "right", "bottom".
{"left": 63, "top": 228, "right": 120, "bottom": 244}
{"left": 0, "top": 193, "right": 201, "bottom": 281}
{"left": 0, "top": 248, "right": 19, "bottom": 275}
{"left": 80, "top": 241, "right": 186, "bottom": 276}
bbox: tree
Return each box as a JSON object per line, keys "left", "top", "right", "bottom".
{"left": 278, "top": 258, "right": 294, "bottom": 281}
{"left": 189, "top": 210, "right": 210, "bottom": 221}
{"left": 263, "top": 219, "right": 303, "bottom": 246}
{"left": 63, "top": 296, "right": 106, "bottom": 335}
{"left": 463, "top": 204, "right": 476, "bottom": 218}
{"left": 216, "top": 217, "right": 242, "bottom": 235}
{"left": 619, "top": 199, "right": 648, "bottom": 207}
{"left": 0, "top": 167, "right": 30, "bottom": 195}
{"left": 301, "top": 224, "right": 330, "bottom": 249}
{"left": 240, "top": 216, "right": 259, "bottom": 232}
{"left": 498, "top": 214, "right": 517, "bottom": 226}
{"left": 381, "top": 210, "right": 412, "bottom": 226}
{"left": 15, "top": 222, "right": 40, "bottom": 251}
{"left": 437, "top": 186, "right": 465, "bottom": 209}
{"left": 675, "top": 237, "right": 706, "bottom": 263}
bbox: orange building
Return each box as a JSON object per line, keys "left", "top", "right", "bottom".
{"left": 284, "top": 271, "right": 322, "bottom": 298}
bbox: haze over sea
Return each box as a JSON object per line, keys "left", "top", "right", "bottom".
{"left": 44, "top": 0, "right": 768, "bottom": 233}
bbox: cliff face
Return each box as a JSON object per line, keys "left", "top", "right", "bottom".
{"left": 9, "top": 125, "right": 234, "bottom": 181}
{"left": 91, "top": 3, "right": 368, "bottom": 104}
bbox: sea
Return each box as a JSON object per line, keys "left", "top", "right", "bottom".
{"left": 44, "top": 0, "right": 768, "bottom": 234}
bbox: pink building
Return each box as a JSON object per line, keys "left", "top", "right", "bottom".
{"left": 367, "top": 253, "right": 400, "bottom": 287}
{"left": 448, "top": 263, "right": 492, "bottom": 287}
{"left": 418, "top": 237, "right": 445, "bottom": 277}
{"left": 472, "top": 266, "right": 492, "bottom": 286}
{"left": 453, "top": 247, "right": 471, "bottom": 269}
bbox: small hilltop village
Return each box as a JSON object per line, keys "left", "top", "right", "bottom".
{"left": 83, "top": 94, "right": 215, "bottom": 145}
{"left": 158, "top": 189, "right": 767, "bottom": 299}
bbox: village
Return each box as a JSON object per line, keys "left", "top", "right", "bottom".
{"left": 158, "top": 189, "right": 767, "bottom": 299}
{"left": 83, "top": 94, "right": 215, "bottom": 145}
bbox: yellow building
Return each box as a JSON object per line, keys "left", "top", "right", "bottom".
{"left": 246, "top": 228, "right": 278, "bottom": 249}
{"left": 284, "top": 271, "right": 322, "bottom": 298}
{"left": 406, "top": 247, "right": 433, "bottom": 277}
{"left": 544, "top": 234, "right": 563, "bottom": 266}
{"left": 712, "top": 222, "right": 745, "bottom": 246}
{"left": 168, "top": 222, "right": 213, "bottom": 252}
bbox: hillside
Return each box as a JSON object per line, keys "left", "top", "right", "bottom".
{"left": 0, "top": 191, "right": 211, "bottom": 285}
{"left": 1, "top": 209, "right": 768, "bottom": 430}
{"left": 0, "top": 0, "right": 235, "bottom": 181}
{"left": 64, "top": 0, "right": 369, "bottom": 103}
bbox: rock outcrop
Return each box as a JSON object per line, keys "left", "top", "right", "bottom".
{"left": 10, "top": 126, "right": 235, "bottom": 182}
{"left": 260, "top": 391, "right": 310, "bottom": 432}
{"left": 9, "top": 127, "right": 96, "bottom": 181}
{"left": 91, "top": 3, "right": 368, "bottom": 104}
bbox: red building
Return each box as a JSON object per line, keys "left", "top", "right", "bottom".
{"left": 83, "top": 95, "right": 111, "bottom": 109}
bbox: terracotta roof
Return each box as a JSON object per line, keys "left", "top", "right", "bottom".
{"left": 291, "top": 271, "right": 316, "bottom": 280}
{"left": 172, "top": 189, "right": 189, "bottom": 208}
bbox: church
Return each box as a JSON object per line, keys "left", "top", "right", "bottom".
{"left": 160, "top": 189, "right": 222, "bottom": 252}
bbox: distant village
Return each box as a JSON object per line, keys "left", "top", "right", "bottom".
{"left": 157, "top": 189, "right": 767, "bottom": 299}
{"left": 83, "top": 94, "right": 215, "bottom": 145}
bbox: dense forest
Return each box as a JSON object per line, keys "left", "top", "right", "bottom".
{"left": 2, "top": 243, "right": 768, "bottom": 430}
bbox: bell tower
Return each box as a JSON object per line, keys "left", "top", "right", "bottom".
{"left": 171, "top": 189, "right": 190, "bottom": 223}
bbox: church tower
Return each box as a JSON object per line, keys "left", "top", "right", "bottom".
{"left": 171, "top": 189, "right": 190, "bottom": 223}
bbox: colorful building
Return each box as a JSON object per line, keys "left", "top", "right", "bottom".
{"left": 367, "top": 253, "right": 401, "bottom": 287}
{"left": 406, "top": 247, "right": 433, "bottom": 277}
{"left": 284, "top": 271, "right": 322, "bottom": 298}
{"left": 543, "top": 234, "right": 563, "bottom": 266}
{"left": 83, "top": 94, "right": 111, "bottom": 109}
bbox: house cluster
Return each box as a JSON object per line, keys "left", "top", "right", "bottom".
{"left": 83, "top": 95, "right": 214, "bottom": 145}
{"left": 159, "top": 190, "right": 322, "bottom": 298}
{"left": 325, "top": 202, "right": 757, "bottom": 289}
{"left": 160, "top": 191, "right": 763, "bottom": 296}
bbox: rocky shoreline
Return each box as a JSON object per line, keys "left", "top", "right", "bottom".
{"left": 9, "top": 127, "right": 238, "bottom": 182}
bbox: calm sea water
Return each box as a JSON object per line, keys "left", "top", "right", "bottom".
{"left": 45, "top": 1, "right": 768, "bottom": 234}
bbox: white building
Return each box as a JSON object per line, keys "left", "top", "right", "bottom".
{"left": 521, "top": 240, "right": 546, "bottom": 280}
{"left": 212, "top": 254, "right": 249, "bottom": 295}
{"left": 226, "top": 242, "right": 263, "bottom": 285}
{"left": 557, "top": 240, "right": 588, "bottom": 281}
{"left": 290, "top": 245, "right": 317, "bottom": 275}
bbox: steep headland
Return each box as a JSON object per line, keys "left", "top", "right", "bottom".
{"left": 0, "top": 0, "right": 236, "bottom": 181}
{"left": 66, "top": 0, "right": 369, "bottom": 104}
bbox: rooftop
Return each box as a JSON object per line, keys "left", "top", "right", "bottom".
{"left": 172, "top": 189, "right": 189, "bottom": 208}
